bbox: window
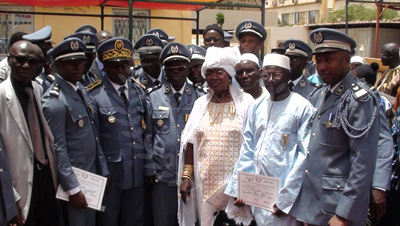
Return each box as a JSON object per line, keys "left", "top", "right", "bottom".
{"left": 282, "top": 13, "right": 290, "bottom": 25}
{"left": 113, "top": 9, "right": 150, "bottom": 44}
{"left": 308, "top": 10, "right": 320, "bottom": 24}
{"left": 0, "top": 5, "right": 33, "bottom": 54}
{"left": 294, "top": 12, "right": 306, "bottom": 25}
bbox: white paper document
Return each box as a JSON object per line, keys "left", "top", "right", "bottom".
{"left": 56, "top": 167, "right": 107, "bottom": 211}
{"left": 238, "top": 171, "right": 281, "bottom": 211}
{"left": 205, "top": 184, "right": 229, "bottom": 209}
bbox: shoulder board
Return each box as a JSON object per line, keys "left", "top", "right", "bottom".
{"left": 49, "top": 83, "right": 60, "bottom": 97}
{"left": 131, "top": 77, "right": 145, "bottom": 89}
{"left": 46, "top": 74, "right": 55, "bottom": 82}
{"left": 35, "top": 77, "right": 43, "bottom": 84}
{"left": 147, "top": 83, "right": 162, "bottom": 94}
{"left": 310, "top": 82, "right": 322, "bottom": 88}
{"left": 87, "top": 79, "right": 102, "bottom": 92}
{"left": 310, "top": 84, "right": 325, "bottom": 96}
{"left": 351, "top": 82, "right": 368, "bottom": 100}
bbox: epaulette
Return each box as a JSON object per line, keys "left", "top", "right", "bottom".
{"left": 131, "top": 77, "right": 145, "bottom": 89}
{"left": 46, "top": 74, "right": 55, "bottom": 82}
{"left": 147, "top": 83, "right": 162, "bottom": 94}
{"left": 310, "top": 84, "right": 325, "bottom": 97}
{"left": 49, "top": 83, "right": 60, "bottom": 97}
{"left": 310, "top": 82, "right": 322, "bottom": 88}
{"left": 351, "top": 82, "right": 368, "bottom": 100}
{"left": 87, "top": 79, "right": 102, "bottom": 92}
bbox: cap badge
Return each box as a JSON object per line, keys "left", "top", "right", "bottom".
{"left": 146, "top": 38, "right": 153, "bottom": 46}
{"left": 244, "top": 22, "right": 252, "bottom": 29}
{"left": 153, "top": 31, "right": 160, "bottom": 37}
{"left": 115, "top": 39, "right": 124, "bottom": 51}
{"left": 70, "top": 40, "right": 79, "bottom": 50}
{"left": 171, "top": 45, "right": 179, "bottom": 54}
{"left": 83, "top": 35, "right": 90, "bottom": 44}
{"left": 289, "top": 43, "right": 296, "bottom": 50}
{"left": 84, "top": 27, "right": 91, "bottom": 32}
{"left": 314, "top": 32, "right": 323, "bottom": 44}
{"left": 188, "top": 47, "right": 193, "bottom": 53}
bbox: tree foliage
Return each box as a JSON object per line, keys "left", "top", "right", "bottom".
{"left": 322, "top": 4, "right": 399, "bottom": 23}
{"left": 216, "top": 12, "right": 225, "bottom": 27}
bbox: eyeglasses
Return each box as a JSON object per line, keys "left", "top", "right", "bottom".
{"left": 235, "top": 68, "right": 260, "bottom": 78}
{"left": 261, "top": 72, "right": 284, "bottom": 79}
{"left": 205, "top": 70, "right": 227, "bottom": 78}
{"left": 9, "top": 54, "right": 44, "bottom": 66}
{"left": 164, "top": 66, "right": 187, "bottom": 74}
{"left": 204, "top": 38, "right": 221, "bottom": 43}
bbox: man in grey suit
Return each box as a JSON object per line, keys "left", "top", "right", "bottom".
{"left": 0, "top": 138, "right": 17, "bottom": 226}
{"left": 42, "top": 38, "right": 109, "bottom": 226}
{"left": 294, "top": 28, "right": 381, "bottom": 226}
{"left": 284, "top": 39, "right": 318, "bottom": 100}
{"left": 1, "top": 41, "right": 58, "bottom": 226}
{"left": 88, "top": 37, "right": 153, "bottom": 226}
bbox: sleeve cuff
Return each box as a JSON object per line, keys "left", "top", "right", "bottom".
{"left": 66, "top": 186, "right": 81, "bottom": 196}
{"left": 373, "top": 187, "right": 386, "bottom": 192}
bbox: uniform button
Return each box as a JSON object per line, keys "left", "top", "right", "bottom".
{"left": 96, "top": 138, "right": 98, "bottom": 141}
{"left": 0, "top": 169, "right": 3, "bottom": 173}
{"left": 0, "top": 148, "right": 2, "bottom": 151}
{"left": 134, "top": 156, "right": 137, "bottom": 159}
{"left": 177, "top": 138, "right": 180, "bottom": 142}
{"left": 92, "top": 121, "right": 94, "bottom": 124}
{"left": 71, "top": 159, "right": 74, "bottom": 162}
{"left": 177, "top": 110, "right": 180, "bottom": 113}
{"left": 305, "top": 170, "right": 309, "bottom": 174}
{"left": 128, "top": 114, "right": 131, "bottom": 117}
{"left": 131, "top": 127, "right": 134, "bottom": 131}
{"left": 79, "top": 115, "right": 82, "bottom": 118}
{"left": 312, "top": 133, "right": 315, "bottom": 137}
{"left": 108, "top": 157, "right": 111, "bottom": 160}
{"left": 307, "top": 151, "right": 310, "bottom": 156}
{"left": 177, "top": 153, "right": 180, "bottom": 156}
{"left": 133, "top": 141, "right": 136, "bottom": 145}
{"left": 337, "top": 185, "right": 341, "bottom": 189}
{"left": 177, "top": 124, "right": 180, "bottom": 128}
{"left": 318, "top": 115, "right": 321, "bottom": 119}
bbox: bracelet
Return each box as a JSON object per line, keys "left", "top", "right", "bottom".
{"left": 181, "top": 164, "right": 194, "bottom": 181}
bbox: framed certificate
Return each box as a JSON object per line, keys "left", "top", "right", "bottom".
{"left": 56, "top": 167, "right": 107, "bottom": 211}
{"left": 238, "top": 171, "right": 281, "bottom": 211}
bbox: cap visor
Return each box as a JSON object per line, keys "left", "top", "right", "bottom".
{"left": 311, "top": 48, "right": 349, "bottom": 55}
{"left": 58, "top": 56, "right": 87, "bottom": 61}
{"left": 104, "top": 57, "right": 131, "bottom": 62}
{"left": 163, "top": 55, "right": 190, "bottom": 64}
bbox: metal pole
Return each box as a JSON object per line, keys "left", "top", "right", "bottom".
{"left": 375, "top": 3, "right": 381, "bottom": 58}
{"left": 101, "top": 6, "right": 104, "bottom": 30}
{"left": 261, "top": 0, "right": 266, "bottom": 57}
{"left": 345, "top": 0, "right": 349, "bottom": 34}
{"left": 128, "top": 0, "right": 133, "bottom": 42}
{"left": 196, "top": 10, "right": 200, "bottom": 45}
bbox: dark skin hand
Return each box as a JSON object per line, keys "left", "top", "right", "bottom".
{"left": 370, "top": 189, "right": 386, "bottom": 220}
{"left": 328, "top": 215, "right": 349, "bottom": 226}
{"left": 8, "top": 201, "right": 25, "bottom": 226}
{"left": 180, "top": 143, "right": 194, "bottom": 204}
{"left": 69, "top": 191, "right": 88, "bottom": 209}
{"left": 234, "top": 199, "right": 283, "bottom": 216}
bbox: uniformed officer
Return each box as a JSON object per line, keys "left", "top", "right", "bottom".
{"left": 223, "top": 31, "right": 233, "bottom": 47}
{"left": 186, "top": 44, "right": 208, "bottom": 95}
{"left": 284, "top": 39, "right": 318, "bottom": 99}
{"left": 88, "top": 30, "right": 113, "bottom": 82}
{"left": 236, "top": 19, "right": 267, "bottom": 56}
{"left": 133, "top": 34, "right": 166, "bottom": 89}
{"left": 87, "top": 37, "right": 152, "bottom": 226}
{"left": 145, "top": 42, "right": 200, "bottom": 226}
{"left": 23, "top": 25, "right": 55, "bottom": 93}
{"left": 294, "top": 28, "right": 381, "bottom": 226}
{"left": 75, "top": 24, "right": 97, "bottom": 34}
{"left": 42, "top": 37, "right": 109, "bottom": 226}
{"left": 65, "top": 31, "right": 99, "bottom": 85}
{"left": 146, "top": 28, "right": 170, "bottom": 46}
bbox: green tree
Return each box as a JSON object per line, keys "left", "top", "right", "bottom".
{"left": 322, "top": 4, "right": 399, "bottom": 23}
{"left": 216, "top": 12, "right": 225, "bottom": 27}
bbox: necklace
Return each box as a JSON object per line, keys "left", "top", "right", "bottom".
{"left": 209, "top": 102, "right": 226, "bottom": 126}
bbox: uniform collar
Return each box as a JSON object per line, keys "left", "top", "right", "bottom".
{"left": 329, "top": 71, "right": 351, "bottom": 93}
{"left": 290, "top": 75, "right": 303, "bottom": 87}
{"left": 147, "top": 69, "right": 163, "bottom": 83}
{"left": 57, "top": 74, "right": 78, "bottom": 91}
{"left": 170, "top": 82, "right": 186, "bottom": 95}
{"left": 106, "top": 76, "right": 128, "bottom": 93}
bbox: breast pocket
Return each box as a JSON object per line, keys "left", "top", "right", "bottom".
{"left": 99, "top": 107, "right": 117, "bottom": 125}
{"left": 70, "top": 108, "right": 90, "bottom": 134}
{"left": 319, "top": 113, "right": 342, "bottom": 148}
{"left": 152, "top": 110, "right": 170, "bottom": 135}
{"left": 321, "top": 175, "right": 347, "bottom": 214}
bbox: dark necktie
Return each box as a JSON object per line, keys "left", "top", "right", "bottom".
{"left": 174, "top": 92, "right": 181, "bottom": 106}
{"left": 24, "top": 87, "right": 46, "bottom": 165}
{"left": 154, "top": 80, "right": 161, "bottom": 86}
{"left": 324, "top": 90, "right": 331, "bottom": 102}
{"left": 119, "top": 86, "right": 129, "bottom": 108}
{"left": 288, "top": 82, "right": 295, "bottom": 91}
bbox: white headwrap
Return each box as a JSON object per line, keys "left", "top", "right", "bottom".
{"left": 351, "top": 56, "right": 368, "bottom": 65}
{"left": 201, "top": 47, "right": 241, "bottom": 78}
{"left": 236, "top": 53, "right": 260, "bottom": 68}
{"left": 262, "top": 54, "right": 290, "bottom": 70}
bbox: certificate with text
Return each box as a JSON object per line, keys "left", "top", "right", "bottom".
{"left": 205, "top": 184, "right": 229, "bottom": 209}
{"left": 56, "top": 167, "right": 107, "bottom": 211}
{"left": 238, "top": 171, "right": 281, "bottom": 211}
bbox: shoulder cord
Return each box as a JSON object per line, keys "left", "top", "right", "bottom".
{"left": 133, "top": 83, "right": 147, "bottom": 107}
{"left": 335, "top": 89, "right": 381, "bottom": 139}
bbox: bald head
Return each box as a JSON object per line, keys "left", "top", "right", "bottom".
{"left": 9, "top": 40, "right": 44, "bottom": 84}
{"left": 96, "top": 30, "right": 113, "bottom": 47}
{"left": 381, "top": 42, "right": 400, "bottom": 68}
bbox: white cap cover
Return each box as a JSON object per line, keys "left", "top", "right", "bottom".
{"left": 262, "top": 54, "right": 290, "bottom": 71}
{"left": 236, "top": 53, "right": 260, "bottom": 68}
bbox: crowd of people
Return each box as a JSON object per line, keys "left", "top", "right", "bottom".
{"left": 0, "top": 17, "right": 399, "bottom": 226}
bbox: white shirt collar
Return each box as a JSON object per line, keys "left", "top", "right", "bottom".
{"left": 57, "top": 74, "right": 78, "bottom": 91}
{"left": 107, "top": 76, "right": 128, "bottom": 94}
{"left": 170, "top": 83, "right": 186, "bottom": 95}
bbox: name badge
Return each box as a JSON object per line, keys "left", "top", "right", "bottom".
{"left": 158, "top": 106, "right": 169, "bottom": 111}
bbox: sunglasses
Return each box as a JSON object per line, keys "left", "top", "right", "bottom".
{"left": 164, "top": 66, "right": 187, "bottom": 73}
{"left": 204, "top": 38, "right": 221, "bottom": 43}
{"left": 9, "top": 54, "right": 44, "bottom": 66}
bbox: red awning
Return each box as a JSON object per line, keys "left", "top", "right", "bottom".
{"left": 0, "top": 0, "right": 209, "bottom": 11}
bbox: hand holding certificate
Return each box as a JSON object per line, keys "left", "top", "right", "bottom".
{"left": 56, "top": 167, "right": 107, "bottom": 211}
{"left": 238, "top": 171, "right": 281, "bottom": 212}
